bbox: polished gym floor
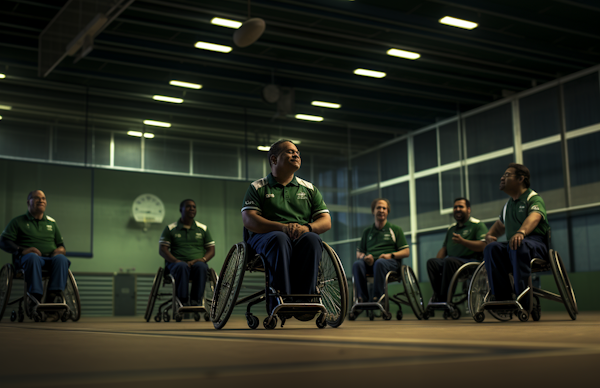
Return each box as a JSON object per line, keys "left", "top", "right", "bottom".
{"left": 2, "top": 311, "right": 599, "bottom": 387}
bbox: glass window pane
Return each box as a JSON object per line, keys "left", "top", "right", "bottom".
{"left": 90, "top": 131, "right": 111, "bottom": 166}
{"left": 52, "top": 126, "right": 86, "bottom": 164}
{"left": 416, "top": 174, "right": 439, "bottom": 214}
{"left": 568, "top": 131, "right": 600, "bottom": 206}
{"left": 351, "top": 190, "right": 378, "bottom": 239}
{"left": 382, "top": 182, "right": 410, "bottom": 232}
{"left": 414, "top": 130, "right": 437, "bottom": 171}
{"left": 564, "top": 72, "right": 600, "bottom": 131}
{"left": 465, "top": 104, "right": 513, "bottom": 157}
{"left": 519, "top": 87, "right": 561, "bottom": 143}
{"left": 467, "top": 155, "right": 513, "bottom": 219}
{"left": 145, "top": 137, "right": 189, "bottom": 173}
{"left": 417, "top": 231, "right": 447, "bottom": 283}
{"left": 194, "top": 143, "right": 238, "bottom": 177}
{"left": 313, "top": 154, "right": 348, "bottom": 206}
{"left": 247, "top": 149, "right": 266, "bottom": 180}
{"left": 114, "top": 134, "right": 141, "bottom": 168}
{"left": 441, "top": 168, "right": 463, "bottom": 209}
{"left": 548, "top": 213, "right": 571, "bottom": 273}
{"left": 571, "top": 208, "right": 600, "bottom": 273}
{"left": 351, "top": 151, "right": 378, "bottom": 189}
{"left": 321, "top": 211, "right": 349, "bottom": 245}
{"left": 439, "top": 122, "right": 460, "bottom": 165}
{"left": 523, "top": 143, "right": 565, "bottom": 209}
{"left": 0, "top": 119, "right": 50, "bottom": 160}
{"left": 381, "top": 140, "right": 408, "bottom": 181}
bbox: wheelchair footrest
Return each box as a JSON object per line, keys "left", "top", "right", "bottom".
{"left": 34, "top": 303, "right": 70, "bottom": 311}
{"left": 177, "top": 306, "right": 206, "bottom": 313}
{"left": 479, "top": 300, "right": 523, "bottom": 312}
{"left": 271, "top": 302, "right": 326, "bottom": 316}
{"left": 426, "top": 302, "right": 454, "bottom": 310}
{"left": 351, "top": 302, "right": 385, "bottom": 311}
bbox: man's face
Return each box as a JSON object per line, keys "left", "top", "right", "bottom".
{"left": 181, "top": 201, "right": 196, "bottom": 219}
{"left": 453, "top": 200, "right": 470, "bottom": 222}
{"left": 373, "top": 200, "right": 389, "bottom": 222}
{"left": 28, "top": 190, "right": 47, "bottom": 214}
{"left": 272, "top": 142, "right": 301, "bottom": 172}
{"left": 499, "top": 167, "right": 521, "bottom": 192}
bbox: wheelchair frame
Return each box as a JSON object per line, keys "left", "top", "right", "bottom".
{"left": 468, "top": 248, "right": 578, "bottom": 323}
{"left": 210, "top": 240, "right": 349, "bottom": 330}
{"left": 144, "top": 265, "right": 218, "bottom": 322}
{"left": 348, "top": 265, "right": 424, "bottom": 321}
{"left": 423, "top": 261, "right": 480, "bottom": 320}
{"left": 0, "top": 263, "right": 81, "bottom": 323}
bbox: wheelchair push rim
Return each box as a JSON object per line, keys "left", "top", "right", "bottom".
{"left": 64, "top": 270, "right": 81, "bottom": 321}
{"left": 0, "top": 264, "right": 14, "bottom": 322}
{"left": 549, "top": 250, "right": 577, "bottom": 320}
{"left": 319, "top": 243, "right": 349, "bottom": 328}
{"left": 211, "top": 243, "right": 246, "bottom": 329}
{"left": 468, "top": 262, "right": 512, "bottom": 322}
{"left": 401, "top": 265, "right": 424, "bottom": 319}
{"left": 145, "top": 267, "right": 163, "bottom": 322}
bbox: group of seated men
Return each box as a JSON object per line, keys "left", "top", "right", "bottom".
{"left": 0, "top": 138, "right": 549, "bottom": 321}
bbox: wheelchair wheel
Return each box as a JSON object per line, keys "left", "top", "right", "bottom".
{"left": 64, "top": 270, "right": 81, "bottom": 322}
{"left": 0, "top": 264, "right": 14, "bottom": 323}
{"left": 532, "top": 296, "right": 541, "bottom": 321}
{"left": 263, "top": 316, "right": 277, "bottom": 330}
{"left": 318, "top": 243, "right": 349, "bottom": 328}
{"left": 145, "top": 267, "right": 163, "bottom": 322}
{"left": 468, "top": 263, "right": 512, "bottom": 322}
{"left": 211, "top": 243, "right": 247, "bottom": 330}
{"left": 204, "top": 268, "right": 218, "bottom": 310}
{"left": 549, "top": 250, "right": 577, "bottom": 320}
{"left": 400, "top": 265, "right": 424, "bottom": 319}
{"left": 397, "top": 310, "right": 403, "bottom": 320}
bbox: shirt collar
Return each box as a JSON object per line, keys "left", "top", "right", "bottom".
{"left": 176, "top": 219, "right": 197, "bottom": 230}
{"left": 455, "top": 217, "right": 473, "bottom": 229}
{"left": 372, "top": 221, "right": 390, "bottom": 231}
{"left": 267, "top": 173, "right": 298, "bottom": 187}
{"left": 514, "top": 188, "right": 532, "bottom": 202}
{"left": 26, "top": 212, "right": 46, "bottom": 221}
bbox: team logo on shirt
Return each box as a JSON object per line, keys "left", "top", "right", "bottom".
{"left": 195, "top": 233, "right": 202, "bottom": 239}
{"left": 46, "top": 225, "right": 53, "bottom": 231}
{"left": 245, "top": 200, "right": 255, "bottom": 205}
{"left": 518, "top": 205, "right": 526, "bottom": 212}
{"left": 462, "top": 230, "right": 470, "bottom": 237}
{"left": 174, "top": 233, "right": 182, "bottom": 238}
{"left": 297, "top": 192, "right": 307, "bottom": 200}
{"left": 531, "top": 205, "right": 540, "bottom": 211}
{"left": 265, "top": 194, "right": 275, "bottom": 198}
{"left": 383, "top": 234, "right": 390, "bottom": 240}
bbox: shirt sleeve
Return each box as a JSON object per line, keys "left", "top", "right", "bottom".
{"left": 442, "top": 227, "right": 452, "bottom": 247}
{"left": 476, "top": 222, "right": 489, "bottom": 241}
{"left": 310, "top": 186, "right": 329, "bottom": 220}
{"left": 357, "top": 228, "right": 368, "bottom": 254}
{"left": 393, "top": 225, "right": 409, "bottom": 250}
{"left": 241, "top": 185, "right": 261, "bottom": 213}
{"left": 159, "top": 226, "right": 172, "bottom": 247}
{"left": 499, "top": 201, "right": 508, "bottom": 224}
{"left": 528, "top": 196, "right": 547, "bottom": 220}
{"left": 204, "top": 227, "right": 215, "bottom": 247}
{"left": 0, "top": 218, "right": 19, "bottom": 242}
{"left": 54, "top": 222, "right": 65, "bottom": 247}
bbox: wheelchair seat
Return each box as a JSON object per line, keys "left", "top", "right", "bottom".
{"left": 348, "top": 265, "right": 424, "bottom": 321}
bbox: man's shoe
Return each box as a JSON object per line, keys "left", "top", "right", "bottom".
{"left": 45, "top": 312, "right": 60, "bottom": 322}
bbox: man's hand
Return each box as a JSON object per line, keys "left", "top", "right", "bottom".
{"left": 509, "top": 232, "right": 525, "bottom": 250}
{"left": 379, "top": 253, "right": 393, "bottom": 260}
{"left": 51, "top": 246, "right": 66, "bottom": 257}
{"left": 452, "top": 233, "right": 465, "bottom": 244}
{"left": 283, "top": 223, "right": 309, "bottom": 240}
{"left": 363, "top": 254, "right": 374, "bottom": 266}
{"left": 485, "top": 234, "right": 497, "bottom": 244}
{"left": 22, "top": 247, "right": 42, "bottom": 256}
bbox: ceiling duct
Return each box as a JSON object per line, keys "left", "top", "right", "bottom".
{"left": 39, "top": 0, "right": 135, "bottom": 78}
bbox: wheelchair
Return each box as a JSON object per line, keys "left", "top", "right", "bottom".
{"left": 348, "top": 265, "right": 424, "bottom": 321}
{"left": 210, "top": 232, "right": 349, "bottom": 330}
{"left": 144, "top": 263, "right": 218, "bottom": 322}
{"left": 0, "top": 262, "right": 81, "bottom": 323}
{"left": 468, "top": 239, "right": 577, "bottom": 323}
{"left": 423, "top": 261, "right": 480, "bottom": 320}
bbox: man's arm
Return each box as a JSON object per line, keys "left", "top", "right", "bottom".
{"left": 379, "top": 247, "right": 410, "bottom": 260}
{"left": 159, "top": 245, "right": 182, "bottom": 264}
{"left": 51, "top": 245, "right": 66, "bottom": 257}
{"left": 435, "top": 246, "right": 447, "bottom": 259}
{"left": 0, "top": 236, "right": 42, "bottom": 256}
{"left": 485, "top": 220, "right": 505, "bottom": 244}
{"left": 242, "top": 210, "right": 287, "bottom": 234}
{"left": 509, "top": 212, "right": 542, "bottom": 250}
{"left": 451, "top": 234, "right": 486, "bottom": 252}
{"left": 188, "top": 246, "right": 216, "bottom": 266}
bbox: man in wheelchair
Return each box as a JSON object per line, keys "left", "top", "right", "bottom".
{"left": 0, "top": 190, "right": 71, "bottom": 319}
{"left": 484, "top": 163, "right": 550, "bottom": 310}
{"left": 241, "top": 140, "right": 331, "bottom": 319}
{"left": 159, "top": 199, "right": 215, "bottom": 306}
{"left": 426, "top": 197, "right": 488, "bottom": 303}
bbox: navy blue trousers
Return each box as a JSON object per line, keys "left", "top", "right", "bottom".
{"left": 247, "top": 231, "right": 322, "bottom": 298}
{"left": 18, "top": 253, "right": 71, "bottom": 296}
{"left": 484, "top": 235, "right": 547, "bottom": 302}
{"left": 427, "top": 257, "right": 478, "bottom": 301}
{"left": 352, "top": 258, "right": 401, "bottom": 302}
{"left": 166, "top": 261, "right": 208, "bottom": 302}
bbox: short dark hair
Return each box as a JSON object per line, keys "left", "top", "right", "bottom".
{"left": 267, "top": 139, "right": 295, "bottom": 166}
{"left": 453, "top": 197, "right": 471, "bottom": 208}
{"left": 179, "top": 199, "right": 195, "bottom": 211}
{"left": 508, "top": 163, "right": 531, "bottom": 188}
{"left": 371, "top": 198, "right": 391, "bottom": 214}
{"left": 27, "top": 190, "right": 43, "bottom": 201}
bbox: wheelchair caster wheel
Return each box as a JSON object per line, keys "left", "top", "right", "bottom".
{"left": 451, "top": 309, "right": 461, "bottom": 320}
{"left": 204, "top": 312, "right": 210, "bottom": 322}
{"left": 532, "top": 296, "right": 541, "bottom": 321}
{"left": 263, "top": 317, "right": 277, "bottom": 330}
{"left": 33, "top": 313, "right": 42, "bottom": 322}
{"left": 396, "top": 310, "right": 403, "bottom": 320}
{"left": 422, "top": 309, "right": 430, "bottom": 320}
{"left": 60, "top": 312, "right": 69, "bottom": 322}
{"left": 518, "top": 311, "right": 529, "bottom": 322}
{"left": 443, "top": 310, "right": 450, "bottom": 320}
{"left": 315, "top": 314, "right": 327, "bottom": 329}
{"left": 348, "top": 312, "right": 356, "bottom": 321}
{"left": 10, "top": 311, "right": 16, "bottom": 322}
{"left": 247, "top": 314, "right": 259, "bottom": 329}
{"left": 154, "top": 315, "right": 161, "bottom": 322}
{"left": 474, "top": 312, "right": 485, "bottom": 323}
{"left": 368, "top": 311, "right": 374, "bottom": 321}
{"left": 193, "top": 313, "right": 201, "bottom": 322}
{"left": 18, "top": 313, "right": 24, "bottom": 322}
{"left": 163, "top": 312, "right": 170, "bottom": 322}
{"left": 175, "top": 314, "right": 183, "bottom": 322}
{"left": 383, "top": 312, "right": 392, "bottom": 321}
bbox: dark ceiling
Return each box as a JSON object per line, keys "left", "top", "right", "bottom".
{"left": 1, "top": 0, "right": 599, "bottom": 154}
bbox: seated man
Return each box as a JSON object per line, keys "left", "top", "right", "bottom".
{"left": 484, "top": 163, "right": 550, "bottom": 307}
{"left": 0, "top": 190, "right": 70, "bottom": 307}
{"left": 426, "top": 197, "right": 488, "bottom": 302}
{"left": 241, "top": 140, "right": 331, "bottom": 316}
{"left": 353, "top": 198, "right": 410, "bottom": 304}
{"left": 159, "top": 199, "right": 215, "bottom": 305}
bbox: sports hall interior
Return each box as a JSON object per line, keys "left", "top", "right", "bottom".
{"left": 1, "top": 1, "right": 599, "bottom": 387}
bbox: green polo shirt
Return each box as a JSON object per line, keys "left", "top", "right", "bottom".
{"left": 241, "top": 173, "right": 329, "bottom": 230}
{"left": 1, "top": 212, "right": 64, "bottom": 256}
{"left": 159, "top": 219, "right": 215, "bottom": 262}
{"left": 499, "top": 188, "right": 550, "bottom": 240}
{"left": 357, "top": 222, "right": 408, "bottom": 260}
{"left": 443, "top": 217, "right": 488, "bottom": 260}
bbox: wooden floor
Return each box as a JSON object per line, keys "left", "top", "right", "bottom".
{"left": 1, "top": 312, "right": 599, "bottom": 387}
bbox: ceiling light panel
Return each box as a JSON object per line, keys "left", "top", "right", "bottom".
{"left": 153, "top": 95, "right": 183, "bottom": 103}
{"left": 439, "top": 16, "right": 478, "bottom": 30}
{"left": 295, "top": 114, "right": 324, "bottom": 122}
{"left": 311, "top": 101, "right": 341, "bottom": 109}
{"left": 387, "top": 48, "right": 420, "bottom": 60}
{"left": 169, "top": 80, "right": 202, "bottom": 89}
{"left": 0, "top": 105, "right": 12, "bottom": 110}
{"left": 194, "top": 41, "right": 232, "bottom": 53}
{"left": 211, "top": 17, "right": 242, "bottom": 29}
{"left": 143, "top": 120, "right": 171, "bottom": 127}
{"left": 257, "top": 146, "right": 270, "bottom": 151}
{"left": 354, "top": 69, "right": 386, "bottom": 78}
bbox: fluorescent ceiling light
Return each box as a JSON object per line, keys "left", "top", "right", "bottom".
{"left": 311, "top": 101, "right": 341, "bottom": 109}
{"left": 169, "top": 80, "right": 202, "bottom": 89}
{"left": 0, "top": 105, "right": 12, "bottom": 110}
{"left": 143, "top": 120, "right": 171, "bottom": 128}
{"left": 0, "top": 115, "right": 2, "bottom": 120}
{"left": 194, "top": 41, "right": 232, "bottom": 53}
{"left": 354, "top": 68, "right": 386, "bottom": 78}
{"left": 211, "top": 17, "right": 242, "bottom": 29}
{"left": 439, "top": 16, "right": 478, "bottom": 30}
{"left": 0, "top": 74, "right": 5, "bottom": 79}
{"left": 257, "top": 146, "right": 270, "bottom": 151}
{"left": 143, "top": 133, "right": 155, "bottom": 139}
{"left": 127, "top": 131, "right": 142, "bottom": 137}
{"left": 153, "top": 95, "right": 184, "bottom": 103}
{"left": 387, "top": 48, "right": 420, "bottom": 60}
{"left": 295, "top": 114, "right": 324, "bottom": 122}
